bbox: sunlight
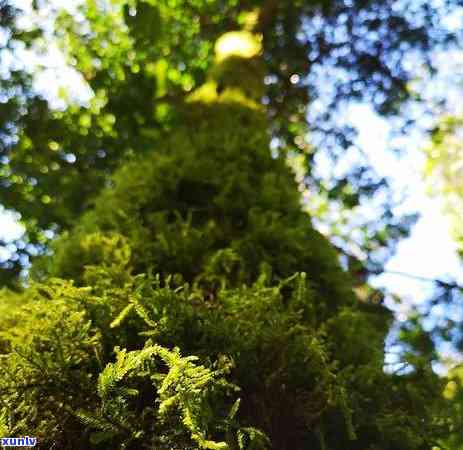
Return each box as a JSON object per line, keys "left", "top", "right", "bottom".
{"left": 215, "top": 31, "right": 262, "bottom": 61}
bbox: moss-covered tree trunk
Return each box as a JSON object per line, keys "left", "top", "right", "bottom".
{"left": 0, "top": 15, "right": 450, "bottom": 450}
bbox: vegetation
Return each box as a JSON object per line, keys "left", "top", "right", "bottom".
{"left": 0, "top": 0, "right": 462, "bottom": 448}
{"left": 0, "top": 0, "right": 457, "bottom": 283}
{"left": 425, "top": 112, "right": 463, "bottom": 450}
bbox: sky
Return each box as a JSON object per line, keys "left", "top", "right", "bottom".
{"left": 350, "top": 102, "right": 463, "bottom": 303}
{"left": 348, "top": 103, "right": 463, "bottom": 369}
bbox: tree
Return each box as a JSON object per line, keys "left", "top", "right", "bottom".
{"left": 0, "top": 7, "right": 454, "bottom": 449}
{"left": 422, "top": 115, "right": 463, "bottom": 347}
{"left": 422, "top": 97, "right": 463, "bottom": 450}
{"left": 0, "top": 0, "right": 458, "bottom": 285}
{"left": 426, "top": 115, "right": 463, "bottom": 247}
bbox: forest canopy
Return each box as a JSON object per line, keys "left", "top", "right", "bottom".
{"left": 0, "top": 0, "right": 463, "bottom": 449}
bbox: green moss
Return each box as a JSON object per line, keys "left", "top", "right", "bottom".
{"left": 0, "top": 26, "right": 452, "bottom": 450}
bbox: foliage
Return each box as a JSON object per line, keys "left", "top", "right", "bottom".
{"left": 0, "top": 280, "right": 101, "bottom": 446}
{"left": 425, "top": 115, "right": 463, "bottom": 246}
{"left": 424, "top": 113, "right": 463, "bottom": 449}
{"left": 0, "top": 268, "right": 450, "bottom": 448}
{"left": 0, "top": 280, "right": 265, "bottom": 449}
{"left": 421, "top": 115, "right": 463, "bottom": 347}
{"left": 443, "top": 364, "right": 463, "bottom": 450}
{"left": 0, "top": 19, "right": 455, "bottom": 449}
{"left": 0, "top": 0, "right": 459, "bottom": 283}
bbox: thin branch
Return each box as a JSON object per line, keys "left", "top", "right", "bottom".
{"left": 382, "top": 270, "right": 463, "bottom": 291}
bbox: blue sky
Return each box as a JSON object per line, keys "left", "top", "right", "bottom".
{"left": 351, "top": 102, "right": 463, "bottom": 300}
{"left": 349, "top": 103, "right": 463, "bottom": 368}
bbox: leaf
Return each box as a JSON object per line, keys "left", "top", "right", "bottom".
{"left": 110, "top": 303, "right": 135, "bottom": 328}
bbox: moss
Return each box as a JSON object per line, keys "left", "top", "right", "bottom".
{"left": 0, "top": 26, "right": 451, "bottom": 450}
